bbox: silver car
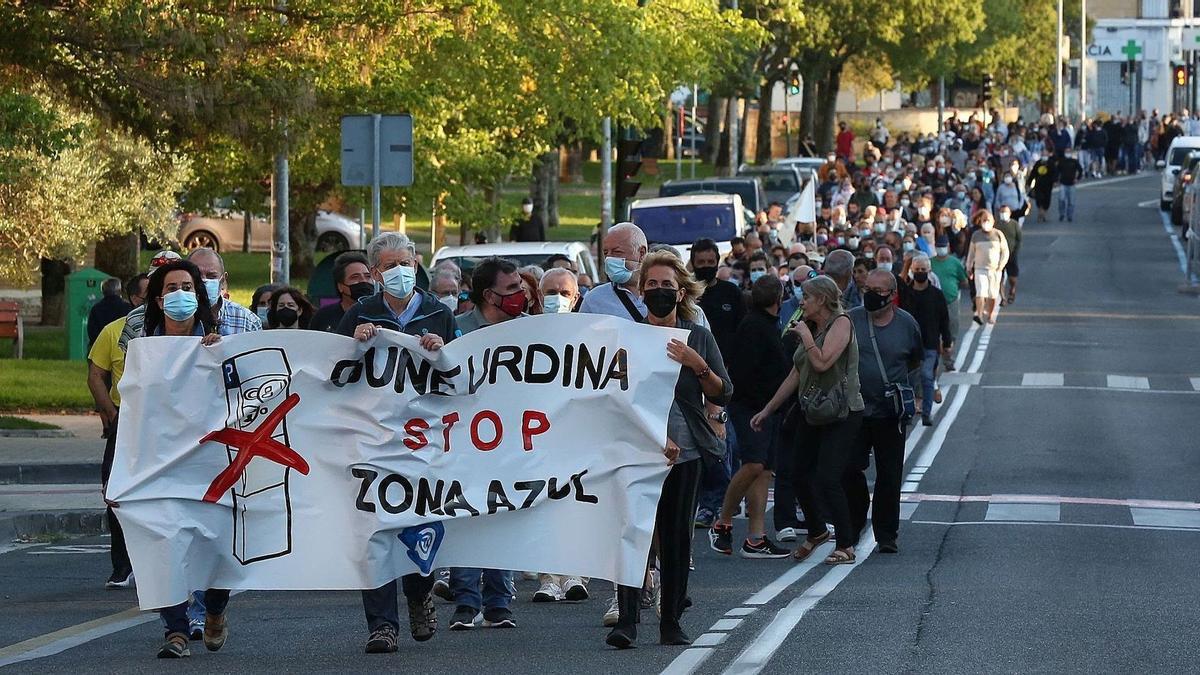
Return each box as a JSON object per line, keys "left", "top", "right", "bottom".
{"left": 178, "top": 210, "right": 362, "bottom": 253}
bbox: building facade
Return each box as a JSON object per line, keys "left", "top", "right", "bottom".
{"left": 1090, "top": 0, "right": 1200, "bottom": 115}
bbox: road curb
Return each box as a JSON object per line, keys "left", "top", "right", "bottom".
{"left": 0, "top": 510, "right": 108, "bottom": 541}
{"left": 0, "top": 429, "right": 75, "bottom": 438}
{"left": 0, "top": 463, "right": 101, "bottom": 485}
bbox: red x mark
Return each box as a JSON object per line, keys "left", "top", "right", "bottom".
{"left": 200, "top": 392, "right": 309, "bottom": 503}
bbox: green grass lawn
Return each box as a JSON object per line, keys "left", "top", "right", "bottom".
{"left": 0, "top": 415, "right": 60, "bottom": 430}
{"left": 0, "top": 359, "right": 92, "bottom": 412}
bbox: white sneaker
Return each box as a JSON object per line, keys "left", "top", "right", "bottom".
{"left": 602, "top": 593, "right": 620, "bottom": 627}
{"left": 562, "top": 577, "right": 589, "bottom": 601}
{"left": 532, "top": 580, "right": 563, "bottom": 603}
{"left": 777, "top": 527, "right": 798, "bottom": 542}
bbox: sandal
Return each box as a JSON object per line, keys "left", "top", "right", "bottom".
{"left": 792, "top": 531, "right": 830, "bottom": 562}
{"left": 823, "top": 548, "right": 856, "bottom": 566}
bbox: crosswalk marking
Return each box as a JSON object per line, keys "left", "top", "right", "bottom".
{"left": 984, "top": 503, "right": 1061, "bottom": 522}
{"left": 1022, "top": 372, "right": 1064, "bottom": 386}
{"left": 1191, "top": 377, "right": 1200, "bottom": 392}
{"left": 1106, "top": 375, "right": 1150, "bottom": 389}
{"left": 1129, "top": 508, "right": 1200, "bottom": 528}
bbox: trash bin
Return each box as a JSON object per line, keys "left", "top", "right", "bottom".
{"left": 66, "top": 267, "right": 111, "bottom": 361}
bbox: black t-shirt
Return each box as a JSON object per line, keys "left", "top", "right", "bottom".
{"left": 698, "top": 280, "right": 745, "bottom": 365}
{"left": 309, "top": 302, "right": 347, "bottom": 333}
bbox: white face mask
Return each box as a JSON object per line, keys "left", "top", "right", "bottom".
{"left": 542, "top": 294, "right": 573, "bottom": 314}
{"left": 900, "top": 198, "right": 911, "bottom": 207}
{"left": 522, "top": 204, "right": 534, "bottom": 215}
{"left": 438, "top": 295, "right": 458, "bottom": 312}
{"left": 902, "top": 242, "right": 915, "bottom": 252}
{"left": 877, "top": 261, "right": 893, "bottom": 273}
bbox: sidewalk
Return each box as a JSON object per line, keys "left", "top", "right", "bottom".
{"left": 0, "top": 415, "right": 107, "bottom": 540}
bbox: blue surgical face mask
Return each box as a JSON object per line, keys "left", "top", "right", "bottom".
{"left": 203, "top": 277, "right": 222, "bottom": 304}
{"left": 542, "top": 294, "right": 573, "bottom": 314}
{"left": 750, "top": 270, "right": 766, "bottom": 283}
{"left": 605, "top": 257, "right": 633, "bottom": 285}
{"left": 163, "top": 289, "right": 198, "bottom": 322}
{"left": 380, "top": 265, "right": 416, "bottom": 299}
{"left": 255, "top": 306, "right": 270, "bottom": 323}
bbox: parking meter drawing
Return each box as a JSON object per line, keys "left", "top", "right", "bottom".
{"left": 202, "top": 348, "right": 310, "bottom": 565}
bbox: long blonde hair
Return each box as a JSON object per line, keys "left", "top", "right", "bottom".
{"left": 638, "top": 250, "right": 704, "bottom": 322}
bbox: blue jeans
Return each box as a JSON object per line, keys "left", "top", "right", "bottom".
{"left": 160, "top": 589, "right": 229, "bottom": 637}
{"left": 696, "top": 421, "right": 737, "bottom": 517}
{"left": 449, "top": 568, "right": 513, "bottom": 611}
{"left": 1058, "top": 185, "right": 1076, "bottom": 221}
{"left": 362, "top": 573, "right": 436, "bottom": 632}
{"left": 185, "top": 590, "right": 206, "bottom": 624}
{"left": 920, "top": 349, "right": 939, "bottom": 416}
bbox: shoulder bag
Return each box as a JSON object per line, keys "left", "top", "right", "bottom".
{"left": 868, "top": 317, "right": 916, "bottom": 423}
{"left": 798, "top": 315, "right": 851, "bottom": 426}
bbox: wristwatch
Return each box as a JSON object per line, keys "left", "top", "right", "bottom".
{"left": 707, "top": 410, "right": 728, "bottom": 424}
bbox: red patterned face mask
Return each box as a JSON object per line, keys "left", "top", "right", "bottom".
{"left": 490, "top": 289, "right": 527, "bottom": 317}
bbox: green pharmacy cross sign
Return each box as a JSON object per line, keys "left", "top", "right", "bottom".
{"left": 1121, "top": 39, "right": 1142, "bottom": 61}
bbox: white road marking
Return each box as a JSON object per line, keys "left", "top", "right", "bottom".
{"left": 1159, "top": 211, "right": 1189, "bottom": 274}
{"left": 984, "top": 503, "right": 1061, "bottom": 522}
{"left": 1106, "top": 375, "right": 1151, "bottom": 389}
{"left": 660, "top": 647, "right": 715, "bottom": 675}
{"left": 1022, "top": 372, "right": 1064, "bottom": 386}
{"left": 709, "top": 618, "right": 743, "bottom": 632}
{"left": 966, "top": 323, "right": 994, "bottom": 374}
{"left": 953, "top": 323, "right": 980, "bottom": 371}
{"left": 1129, "top": 508, "right": 1200, "bottom": 528}
{"left": 0, "top": 607, "right": 156, "bottom": 667}
{"left": 742, "top": 546, "right": 832, "bottom": 606}
{"left": 910, "top": 519, "right": 1200, "bottom": 534}
{"left": 1192, "top": 377, "right": 1200, "bottom": 391}
{"left": 721, "top": 531, "right": 877, "bottom": 675}
{"left": 693, "top": 633, "right": 728, "bottom": 647}
{"left": 1073, "top": 173, "right": 1154, "bottom": 189}
{"left": 983, "top": 384, "right": 1200, "bottom": 395}
{"left": 910, "top": 384, "right": 970, "bottom": 472}
{"left": 1137, "top": 198, "right": 1159, "bottom": 207}
{"left": 724, "top": 607, "right": 757, "bottom": 617}
{"left": 26, "top": 544, "right": 110, "bottom": 555}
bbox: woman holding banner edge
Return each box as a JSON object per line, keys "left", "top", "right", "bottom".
{"left": 606, "top": 251, "right": 732, "bottom": 650}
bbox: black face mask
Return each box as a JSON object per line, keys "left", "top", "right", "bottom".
{"left": 864, "top": 290, "right": 892, "bottom": 313}
{"left": 348, "top": 282, "right": 375, "bottom": 300}
{"left": 273, "top": 307, "right": 299, "bottom": 327}
{"left": 644, "top": 287, "right": 680, "bottom": 318}
{"left": 912, "top": 271, "right": 929, "bottom": 283}
{"left": 693, "top": 265, "right": 718, "bottom": 282}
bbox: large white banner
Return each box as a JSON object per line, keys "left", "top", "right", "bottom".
{"left": 108, "top": 314, "right": 684, "bottom": 609}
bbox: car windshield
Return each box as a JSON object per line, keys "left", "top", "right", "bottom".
{"left": 660, "top": 181, "right": 757, "bottom": 210}
{"left": 754, "top": 172, "right": 799, "bottom": 193}
{"left": 439, "top": 253, "right": 561, "bottom": 273}
{"left": 1170, "top": 147, "right": 1196, "bottom": 166}
{"left": 630, "top": 204, "right": 736, "bottom": 245}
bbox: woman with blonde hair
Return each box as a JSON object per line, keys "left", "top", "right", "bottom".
{"left": 751, "top": 275, "right": 864, "bottom": 566}
{"left": 606, "top": 251, "right": 732, "bottom": 650}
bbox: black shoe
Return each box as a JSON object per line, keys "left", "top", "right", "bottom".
{"left": 449, "top": 605, "right": 478, "bottom": 630}
{"left": 708, "top": 522, "right": 733, "bottom": 555}
{"left": 606, "top": 624, "right": 637, "bottom": 649}
{"left": 407, "top": 592, "right": 437, "bottom": 642}
{"left": 482, "top": 606, "right": 516, "bottom": 628}
{"left": 921, "top": 414, "right": 932, "bottom": 427}
{"left": 973, "top": 315, "right": 983, "bottom": 325}
{"left": 660, "top": 623, "right": 692, "bottom": 646}
{"left": 683, "top": 595, "right": 692, "bottom": 610}
{"left": 878, "top": 541, "right": 899, "bottom": 554}
{"left": 364, "top": 624, "right": 399, "bottom": 653}
{"left": 157, "top": 633, "right": 190, "bottom": 659}
{"left": 105, "top": 569, "right": 134, "bottom": 589}
{"left": 740, "top": 537, "right": 791, "bottom": 559}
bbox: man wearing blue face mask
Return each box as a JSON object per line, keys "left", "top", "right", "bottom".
{"left": 336, "top": 232, "right": 458, "bottom": 653}
{"left": 579, "top": 222, "right": 649, "bottom": 321}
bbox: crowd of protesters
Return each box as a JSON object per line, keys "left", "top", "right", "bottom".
{"left": 85, "top": 105, "right": 1151, "bottom": 658}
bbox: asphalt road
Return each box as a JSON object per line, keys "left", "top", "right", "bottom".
{"left": 2, "top": 173, "right": 1198, "bottom": 673}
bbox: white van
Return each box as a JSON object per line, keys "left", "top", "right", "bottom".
{"left": 628, "top": 194, "right": 744, "bottom": 260}
{"left": 1161, "top": 136, "right": 1200, "bottom": 210}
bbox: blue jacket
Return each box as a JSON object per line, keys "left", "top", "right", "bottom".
{"left": 335, "top": 288, "right": 459, "bottom": 341}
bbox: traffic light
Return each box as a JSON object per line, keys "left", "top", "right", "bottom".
{"left": 787, "top": 70, "right": 801, "bottom": 96}
{"left": 614, "top": 137, "right": 643, "bottom": 220}
{"left": 1120, "top": 61, "right": 1129, "bottom": 85}
{"left": 1175, "top": 64, "right": 1189, "bottom": 87}
{"left": 981, "top": 73, "right": 994, "bottom": 103}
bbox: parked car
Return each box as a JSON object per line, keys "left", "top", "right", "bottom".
{"left": 177, "top": 210, "right": 362, "bottom": 253}
{"left": 776, "top": 156, "right": 827, "bottom": 177}
{"left": 736, "top": 163, "right": 805, "bottom": 212}
{"left": 628, "top": 194, "right": 743, "bottom": 260}
{"left": 1175, "top": 152, "right": 1200, "bottom": 227}
{"left": 658, "top": 177, "right": 765, "bottom": 217}
{"left": 430, "top": 241, "right": 598, "bottom": 281}
{"left": 1160, "top": 136, "right": 1200, "bottom": 211}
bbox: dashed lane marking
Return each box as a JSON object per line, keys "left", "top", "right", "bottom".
{"left": 1021, "top": 372, "right": 1064, "bottom": 386}
{"left": 1106, "top": 374, "right": 1150, "bottom": 390}
{"left": 984, "top": 503, "right": 1061, "bottom": 522}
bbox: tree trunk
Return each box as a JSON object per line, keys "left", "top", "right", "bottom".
{"left": 287, "top": 210, "right": 318, "bottom": 279}
{"left": 800, "top": 67, "right": 818, "bottom": 144}
{"left": 531, "top": 151, "right": 557, "bottom": 231}
{"left": 705, "top": 96, "right": 725, "bottom": 165}
{"left": 755, "top": 80, "right": 776, "bottom": 165}
{"left": 39, "top": 258, "right": 70, "bottom": 326}
{"left": 567, "top": 141, "right": 585, "bottom": 184}
{"left": 547, "top": 150, "right": 560, "bottom": 229}
{"left": 715, "top": 103, "right": 732, "bottom": 175}
{"left": 738, "top": 98, "right": 750, "bottom": 168}
{"left": 816, "top": 62, "right": 844, "bottom": 154}
{"left": 93, "top": 232, "right": 139, "bottom": 280}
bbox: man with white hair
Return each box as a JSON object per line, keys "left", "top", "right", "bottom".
{"left": 823, "top": 249, "right": 861, "bottom": 309}
{"left": 579, "top": 222, "right": 649, "bottom": 321}
{"left": 538, "top": 267, "right": 580, "bottom": 315}
{"left": 336, "top": 231, "right": 459, "bottom": 653}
